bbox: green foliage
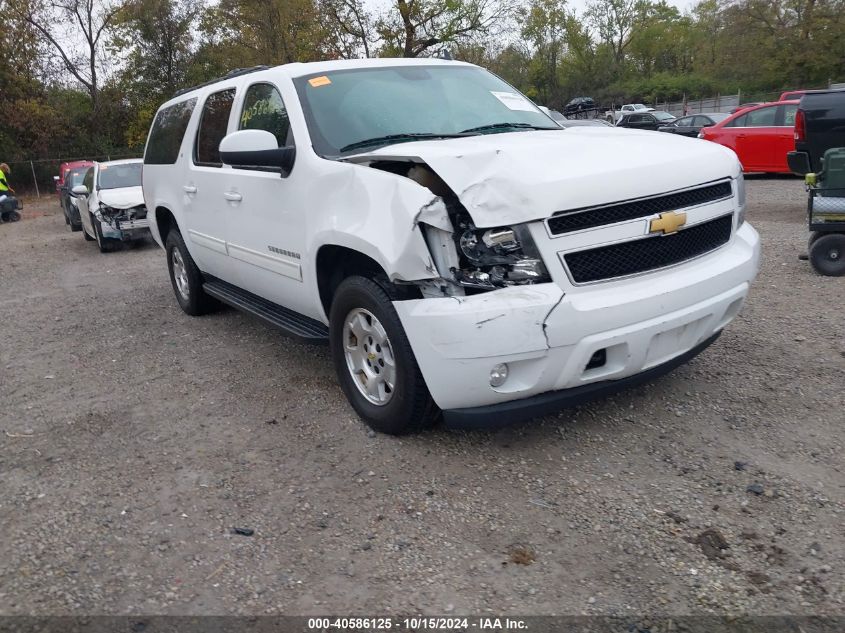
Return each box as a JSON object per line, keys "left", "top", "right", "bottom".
{"left": 4, "top": 0, "right": 845, "bottom": 175}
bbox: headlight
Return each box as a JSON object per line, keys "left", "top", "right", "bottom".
{"left": 735, "top": 174, "right": 746, "bottom": 226}
{"left": 452, "top": 215, "right": 551, "bottom": 290}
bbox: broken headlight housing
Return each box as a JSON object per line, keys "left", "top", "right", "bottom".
{"left": 452, "top": 213, "right": 550, "bottom": 290}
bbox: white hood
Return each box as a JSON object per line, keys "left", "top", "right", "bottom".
{"left": 98, "top": 186, "right": 144, "bottom": 210}
{"left": 353, "top": 128, "right": 740, "bottom": 227}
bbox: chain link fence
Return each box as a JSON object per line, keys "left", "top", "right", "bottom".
{"left": 4, "top": 153, "right": 141, "bottom": 197}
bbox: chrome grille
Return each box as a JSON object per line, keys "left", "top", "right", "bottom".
{"left": 548, "top": 181, "right": 733, "bottom": 236}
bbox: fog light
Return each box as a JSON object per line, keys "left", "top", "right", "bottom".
{"left": 490, "top": 363, "right": 509, "bottom": 387}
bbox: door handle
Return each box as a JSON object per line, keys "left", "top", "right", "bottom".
{"left": 183, "top": 185, "right": 197, "bottom": 194}
{"left": 223, "top": 191, "right": 243, "bottom": 202}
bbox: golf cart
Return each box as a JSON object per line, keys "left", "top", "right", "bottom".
{"left": 805, "top": 147, "right": 845, "bottom": 276}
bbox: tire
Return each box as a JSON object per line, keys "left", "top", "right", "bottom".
{"left": 329, "top": 275, "right": 439, "bottom": 435}
{"left": 10, "top": 211, "right": 20, "bottom": 222}
{"left": 809, "top": 233, "right": 845, "bottom": 276}
{"left": 165, "top": 229, "right": 218, "bottom": 315}
{"left": 93, "top": 216, "right": 117, "bottom": 253}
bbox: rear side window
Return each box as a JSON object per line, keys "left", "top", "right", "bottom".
{"left": 145, "top": 98, "right": 197, "bottom": 165}
{"left": 781, "top": 104, "right": 798, "bottom": 126}
{"left": 744, "top": 106, "right": 777, "bottom": 127}
{"left": 239, "top": 83, "right": 292, "bottom": 147}
{"left": 195, "top": 89, "right": 236, "bottom": 166}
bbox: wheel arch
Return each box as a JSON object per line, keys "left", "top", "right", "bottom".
{"left": 154, "top": 205, "right": 179, "bottom": 247}
{"left": 315, "top": 244, "right": 423, "bottom": 321}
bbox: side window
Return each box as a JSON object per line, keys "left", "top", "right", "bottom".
{"left": 83, "top": 167, "right": 94, "bottom": 191}
{"left": 727, "top": 113, "right": 747, "bottom": 127}
{"left": 145, "top": 98, "right": 197, "bottom": 165}
{"left": 692, "top": 116, "right": 710, "bottom": 126}
{"left": 195, "top": 88, "right": 236, "bottom": 166}
{"left": 675, "top": 117, "right": 692, "bottom": 126}
{"left": 745, "top": 106, "right": 777, "bottom": 127}
{"left": 239, "top": 83, "right": 292, "bottom": 147}
{"left": 781, "top": 104, "right": 798, "bottom": 126}
{"left": 627, "top": 114, "right": 642, "bottom": 123}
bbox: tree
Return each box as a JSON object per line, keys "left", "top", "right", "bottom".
{"left": 377, "top": 0, "right": 515, "bottom": 58}
{"left": 15, "top": 0, "right": 123, "bottom": 111}
{"left": 519, "top": 0, "right": 568, "bottom": 105}
{"left": 320, "top": 0, "right": 374, "bottom": 58}
{"left": 585, "top": 0, "right": 638, "bottom": 68}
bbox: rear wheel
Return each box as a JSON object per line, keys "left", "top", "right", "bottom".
{"left": 329, "top": 276, "right": 438, "bottom": 435}
{"left": 809, "top": 233, "right": 845, "bottom": 276}
{"left": 165, "top": 229, "right": 218, "bottom": 315}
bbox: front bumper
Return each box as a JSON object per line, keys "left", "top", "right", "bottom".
{"left": 443, "top": 332, "right": 721, "bottom": 428}
{"left": 100, "top": 217, "right": 151, "bottom": 240}
{"left": 394, "top": 223, "right": 760, "bottom": 418}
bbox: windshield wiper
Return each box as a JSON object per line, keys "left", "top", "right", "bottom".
{"left": 340, "top": 133, "right": 470, "bottom": 153}
{"left": 459, "top": 122, "right": 561, "bottom": 134}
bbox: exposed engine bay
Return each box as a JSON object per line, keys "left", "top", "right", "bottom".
{"left": 98, "top": 204, "right": 149, "bottom": 232}
{"left": 366, "top": 160, "right": 551, "bottom": 295}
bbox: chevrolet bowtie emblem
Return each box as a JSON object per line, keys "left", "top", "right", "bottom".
{"left": 649, "top": 211, "right": 687, "bottom": 235}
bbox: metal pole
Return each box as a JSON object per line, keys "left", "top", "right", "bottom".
{"left": 30, "top": 160, "right": 40, "bottom": 198}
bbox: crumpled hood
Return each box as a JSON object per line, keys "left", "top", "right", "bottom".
{"left": 353, "top": 128, "right": 740, "bottom": 227}
{"left": 98, "top": 186, "right": 144, "bottom": 210}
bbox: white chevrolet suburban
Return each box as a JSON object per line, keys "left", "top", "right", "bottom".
{"left": 142, "top": 58, "right": 760, "bottom": 435}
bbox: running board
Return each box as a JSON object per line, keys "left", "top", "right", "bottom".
{"left": 203, "top": 278, "right": 329, "bottom": 344}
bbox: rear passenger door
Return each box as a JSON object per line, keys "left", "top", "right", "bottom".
{"left": 735, "top": 105, "right": 778, "bottom": 171}
{"left": 184, "top": 86, "right": 238, "bottom": 280}
{"left": 223, "top": 81, "right": 312, "bottom": 315}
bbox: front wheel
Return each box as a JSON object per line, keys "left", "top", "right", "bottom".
{"left": 809, "top": 233, "right": 845, "bottom": 276}
{"left": 329, "top": 276, "right": 439, "bottom": 435}
{"left": 93, "top": 216, "right": 116, "bottom": 252}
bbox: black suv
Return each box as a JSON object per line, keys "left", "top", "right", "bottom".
{"left": 563, "top": 97, "right": 596, "bottom": 117}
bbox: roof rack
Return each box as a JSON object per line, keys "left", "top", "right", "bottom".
{"left": 172, "top": 65, "right": 271, "bottom": 98}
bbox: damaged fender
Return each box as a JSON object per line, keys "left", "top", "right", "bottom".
{"left": 306, "top": 161, "right": 443, "bottom": 284}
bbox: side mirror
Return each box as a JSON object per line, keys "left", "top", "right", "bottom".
{"left": 71, "top": 185, "right": 89, "bottom": 197}
{"left": 220, "top": 130, "right": 296, "bottom": 176}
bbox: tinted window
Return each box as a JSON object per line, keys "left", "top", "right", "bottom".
{"left": 195, "top": 89, "right": 236, "bottom": 166}
{"left": 744, "top": 106, "right": 777, "bottom": 127}
{"left": 145, "top": 98, "right": 197, "bottom": 165}
{"left": 675, "top": 117, "right": 694, "bottom": 126}
{"left": 782, "top": 104, "right": 798, "bottom": 126}
{"left": 627, "top": 115, "right": 643, "bottom": 123}
{"left": 98, "top": 162, "right": 142, "bottom": 190}
{"left": 240, "top": 84, "right": 291, "bottom": 147}
{"left": 83, "top": 168, "right": 94, "bottom": 191}
{"left": 727, "top": 113, "right": 747, "bottom": 127}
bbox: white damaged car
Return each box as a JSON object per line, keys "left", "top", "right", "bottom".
{"left": 142, "top": 58, "right": 760, "bottom": 434}
{"left": 72, "top": 159, "right": 151, "bottom": 252}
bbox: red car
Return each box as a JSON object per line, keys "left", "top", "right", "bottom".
{"left": 699, "top": 101, "right": 799, "bottom": 173}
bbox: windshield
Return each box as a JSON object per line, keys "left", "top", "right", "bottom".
{"left": 294, "top": 65, "right": 558, "bottom": 155}
{"left": 68, "top": 169, "right": 88, "bottom": 187}
{"left": 631, "top": 104, "right": 647, "bottom": 110}
{"left": 98, "top": 162, "right": 142, "bottom": 190}
{"left": 654, "top": 111, "right": 676, "bottom": 121}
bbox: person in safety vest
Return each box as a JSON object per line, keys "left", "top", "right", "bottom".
{"left": 0, "top": 163, "right": 13, "bottom": 197}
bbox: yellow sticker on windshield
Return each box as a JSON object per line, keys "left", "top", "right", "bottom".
{"left": 309, "top": 76, "right": 332, "bottom": 87}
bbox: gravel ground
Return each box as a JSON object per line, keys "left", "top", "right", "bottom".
{"left": 0, "top": 178, "right": 843, "bottom": 616}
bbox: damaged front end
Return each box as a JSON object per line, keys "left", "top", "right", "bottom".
{"left": 353, "top": 158, "right": 551, "bottom": 297}
{"left": 96, "top": 204, "right": 151, "bottom": 240}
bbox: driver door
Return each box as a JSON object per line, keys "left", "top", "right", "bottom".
{"left": 223, "top": 81, "right": 312, "bottom": 315}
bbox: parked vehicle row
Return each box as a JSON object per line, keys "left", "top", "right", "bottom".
{"left": 138, "top": 58, "right": 759, "bottom": 435}
{"left": 63, "top": 159, "right": 152, "bottom": 251}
